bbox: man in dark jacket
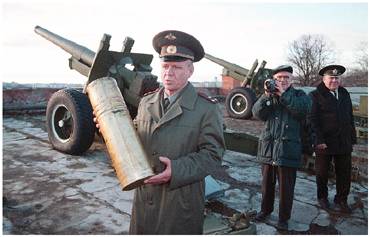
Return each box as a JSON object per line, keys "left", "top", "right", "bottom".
{"left": 308, "top": 65, "right": 356, "bottom": 214}
{"left": 252, "top": 65, "right": 311, "bottom": 230}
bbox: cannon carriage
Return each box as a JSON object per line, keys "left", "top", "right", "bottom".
{"left": 35, "top": 26, "right": 159, "bottom": 155}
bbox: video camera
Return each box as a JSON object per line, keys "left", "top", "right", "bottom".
{"left": 264, "top": 78, "right": 278, "bottom": 93}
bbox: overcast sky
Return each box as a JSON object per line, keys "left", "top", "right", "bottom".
{"left": 1, "top": 0, "right": 368, "bottom": 84}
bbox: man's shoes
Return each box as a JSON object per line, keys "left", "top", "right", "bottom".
{"left": 277, "top": 220, "right": 289, "bottom": 231}
{"left": 318, "top": 198, "right": 331, "bottom": 210}
{"left": 334, "top": 200, "right": 352, "bottom": 214}
{"left": 254, "top": 211, "right": 270, "bottom": 222}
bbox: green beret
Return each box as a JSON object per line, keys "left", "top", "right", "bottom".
{"left": 272, "top": 65, "right": 293, "bottom": 75}
{"left": 152, "top": 30, "right": 204, "bottom": 62}
{"left": 319, "top": 65, "right": 346, "bottom": 76}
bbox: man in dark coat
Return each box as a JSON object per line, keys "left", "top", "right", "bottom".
{"left": 308, "top": 65, "right": 356, "bottom": 213}
{"left": 252, "top": 65, "right": 311, "bottom": 230}
{"left": 128, "top": 30, "right": 225, "bottom": 234}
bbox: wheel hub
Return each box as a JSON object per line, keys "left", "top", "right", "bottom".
{"left": 230, "top": 93, "right": 248, "bottom": 115}
{"left": 51, "top": 104, "right": 73, "bottom": 143}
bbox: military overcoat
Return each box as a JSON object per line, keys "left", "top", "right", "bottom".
{"left": 129, "top": 83, "right": 225, "bottom": 234}
{"left": 308, "top": 82, "right": 356, "bottom": 155}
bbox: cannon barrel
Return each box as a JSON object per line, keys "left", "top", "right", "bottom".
{"left": 34, "top": 26, "right": 95, "bottom": 67}
{"left": 241, "top": 59, "right": 258, "bottom": 87}
{"left": 204, "top": 53, "right": 250, "bottom": 79}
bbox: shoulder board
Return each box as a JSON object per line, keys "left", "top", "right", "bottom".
{"left": 198, "top": 92, "right": 218, "bottom": 104}
{"left": 142, "top": 88, "right": 160, "bottom": 97}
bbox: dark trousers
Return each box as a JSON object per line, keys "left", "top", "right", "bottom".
{"left": 260, "top": 164, "right": 297, "bottom": 222}
{"left": 315, "top": 154, "right": 352, "bottom": 202}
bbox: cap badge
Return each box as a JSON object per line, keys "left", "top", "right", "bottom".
{"left": 166, "top": 45, "right": 177, "bottom": 54}
{"left": 165, "top": 33, "right": 176, "bottom": 40}
{"left": 332, "top": 69, "right": 338, "bottom": 75}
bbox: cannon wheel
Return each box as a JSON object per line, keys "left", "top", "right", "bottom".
{"left": 225, "top": 87, "right": 256, "bottom": 119}
{"left": 46, "top": 89, "right": 95, "bottom": 155}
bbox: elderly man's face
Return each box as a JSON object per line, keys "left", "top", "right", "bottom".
{"left": 273, "top": 71, "right": 292, "bottom": 91}
{"left": 161, "top": 60, "right": 194, "bottom": 95}
{"left": 323, "top": 75, "right": 340, "bottom": 91}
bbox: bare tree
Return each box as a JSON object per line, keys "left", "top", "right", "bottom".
{"left": 355, "top": 41, "right": 368, "bottom": 72}
{"left": 287, "top": 34, "right": 335, "bottom": 86}
{"left": 341, "top": 41, "right": 368, "bottom": 87}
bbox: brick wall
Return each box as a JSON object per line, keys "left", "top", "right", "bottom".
{"left": 220, "top": 76, "right": 241, "bottom": 96}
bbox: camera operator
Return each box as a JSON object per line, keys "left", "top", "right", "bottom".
{"left": 252, "top": 65, "right": 311, "bottom": 230}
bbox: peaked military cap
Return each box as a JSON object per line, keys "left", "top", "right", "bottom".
{"left": 319, "top": 64, "right": 346, "bottom": 76}
{"left": 272, "top": 65, "right": 293, "bottom": 75}
{"left": 152, "top": 30, "right": 205, "bottom": 62}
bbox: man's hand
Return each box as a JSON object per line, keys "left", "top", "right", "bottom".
{"left": 316, "top": 143, "right": 328, "bottom": 150}
{"left": 274, "top": 80, "right": 285, "bottom": 97}
{"left": 264, "top": 90, "right": 273, "bottom": 96}
{"left": 144, "top": 156, "right": 172, "bottom": 185}
{"left": 92, "top": 111, "right": 101, "bottom": 133}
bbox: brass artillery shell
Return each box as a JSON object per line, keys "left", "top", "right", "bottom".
{"left": 86, "top": 77, "right": 154, "bottom": 190}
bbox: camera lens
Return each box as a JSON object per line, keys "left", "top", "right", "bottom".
{"left": 264, "top": 79, "right": 276, "bottom": 93}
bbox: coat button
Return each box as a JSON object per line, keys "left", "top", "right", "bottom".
{"left": 275, "top": 117, "right": 278, "bottom": 120}
{"left": 152, "top": 151, "right": 158, "bottom": 156}
{"left": 285, "top": 125, "right": 289, "bottom": 128}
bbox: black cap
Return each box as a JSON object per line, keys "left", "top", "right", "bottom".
{"left": 152, "top": 30, "right": 205, "bottom": 62}
{"left": 272, "top": 65, "right": 293, "bottom": 75}
{"left": 319, "top": 65, "right": 346, "bottom": 76}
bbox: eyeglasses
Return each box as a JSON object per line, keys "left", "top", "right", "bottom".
{"left": 326, "top": 76, "right": 340, "bottom": 81}
{"left": 273, "top": 75, "right": 290, "bottom": 81}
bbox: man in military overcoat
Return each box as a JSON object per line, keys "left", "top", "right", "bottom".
{"left": 308, "top": 65, "right": 356, "bottom": 214}
{"left": 128, "top": 30, "right": 225, "bottom": 234}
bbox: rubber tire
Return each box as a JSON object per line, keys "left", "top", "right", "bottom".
{"left": 225, "top": 87, "right": 256, "bottom": 119}
{"left": 46, "top": 89, "right": 95, "bottom": 155}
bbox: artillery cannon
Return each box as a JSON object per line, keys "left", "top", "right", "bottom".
{"left": 35, "top": 26, "right": 159, "bottom": 155}
{"left": 205, "top": 53, "right": 272, "bottom": 119}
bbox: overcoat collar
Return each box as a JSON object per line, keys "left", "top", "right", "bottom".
{"left": 317, "top": 82, "right": 332, "bottom": 98}
{"left": 317, "top": 82, "right": 346, "bottom": 105}
{"left": 146, "top": 83, "right": 198, "bottom": 129}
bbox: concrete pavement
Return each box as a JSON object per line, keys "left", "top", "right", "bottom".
{"left": 3, "top": 114, "right": 368, "bottom": 234}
